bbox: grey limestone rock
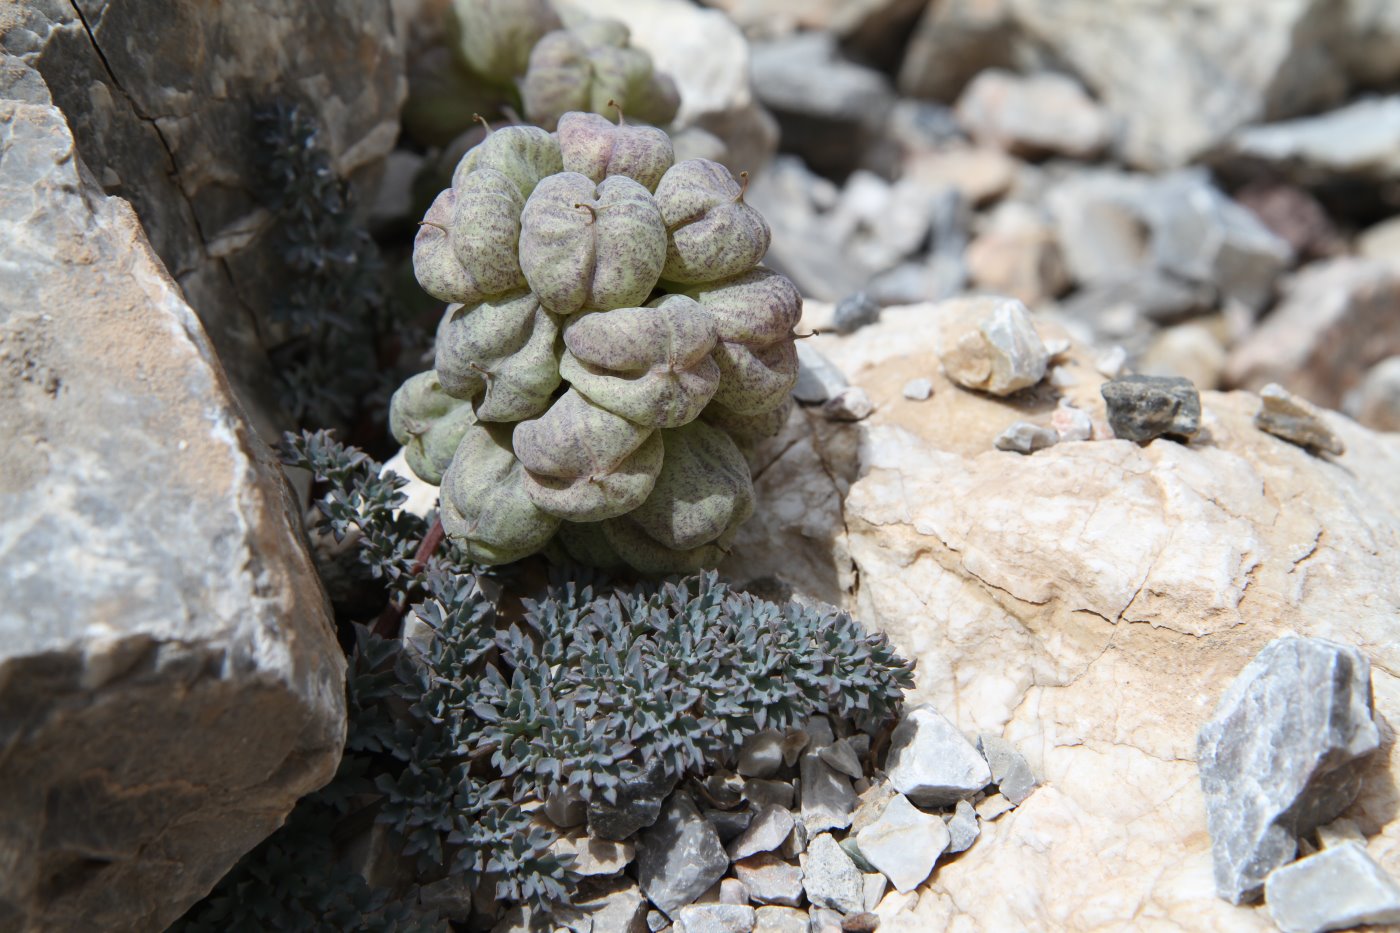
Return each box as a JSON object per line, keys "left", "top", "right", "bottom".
{"left": 728, "top": 805, "right": 796, "bottom": 861}
{"left": 576, "top": 877, "right": 650, "bottom": 933}
{"left": 674, "top": 904, "right": 756, "bottom": 933}
{"left": 855, "top": 795, "right": 949, "bottom": 893}
{"left": 821, "top": 386, "right": 875, "bottom": 422}
{"left": 1198, "top": 636, "right": 1380, "bottom": 904}
{"left": 1265, "top": 842, "right": 1400, "bottom": 933}
{"left": 946, "top": 799, "right": 981, "bottom": 854}
{"left": 833, "top": 291, "right": 882, "bottom": 335}
{"left": 862, "top": 873, "right": 888, "bottom": 912}
{"left": 801, "top": 753, "right": 857, "bottom": 834}
{"left": 994, "top": 421, "right": 1059, "bottom": 455}
{"left": 753, "top": 906, "right": 807, "bottom": 933}
{"left": 885, "top": 705, "right": 992, "bottom": 807}
{"left": 1101, "top": 375, "right": 1201, "bottom": 442}
{"left": 742, "top": 779, "right": 796, "bottom": 812}
{"left": 4, "top": 0, "right": 404, "bottom": 436}
{"left": 793, "top": 343, "right": 850, "bottom": 405}
{"left": 820, "top": 738, "right": 865, "bottom": 780}
{"left": 0, "top": 61, "right": 344, "bottom": 933}
{"left": 590, "top": 763, "right": 678, "bottom": 840}
{"left": 705, "top": 807, "right": 754, "bottom": 845}
{"left": 803, "top": 833, "right": 866, "bottom": 915}
{"left": 938, "top": 297, "right": 1049, "bottom": 396}
{"left": 639, "top": 793, "right": 731, "bottom": 918}
{"left": 1256, "top": 383, "right": 1346, "bottom": 456}
{"left": 737, "top": 729, "right": 786, "bottom": 778}
{"left": 733, "top": 853, "right": 805, "bottom": 907}
{"left": 977, "top": 735, "right": 1038, "bottom": 805}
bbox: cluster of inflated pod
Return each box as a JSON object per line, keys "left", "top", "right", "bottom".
{"left": 391, "top": 109, "right": 800, "bottom": 573}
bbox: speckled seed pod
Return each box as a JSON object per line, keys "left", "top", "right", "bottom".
{"left": 708, "top": 341, "right": 797, "bottom": 416}
{"left": 597, "top": 512, "right": 738, "bottom": 575}
{"left": 558, "top": 111, "right": 674, "bottom": 193}
{"left": 452, "top": 125, "right": 563, "bottom": 200}
{"left": 586, "top": 45, "right": 659, "bottom": 119}
{"left": 555, "top": 519, "right": 628, "bottom": 571}
{"left": 559, "top": 295, "right": 720, "bottom": 428}
{"left": 449, "top": 168, "right": 527, "bottom": 296}
{"left": 440, "top": 422, "right": 561, "bottom": 564}
{"left": 434, "top": 291, "right": 562, "bottom": 422}
{"left": 681, "top": 267, "right": 802, "bottom": 416}
{"left": 627, "top": 419, "right": 754, "bottom": 551}
{"left": 388, "top": 370, "right": 478, "bottom": 485}
{"left": 654, "top": 159, "right": 771, "bottom": 284}
{"left": 703, "top": 396, "right": 794, "bottom": 444}
{"left": 413, "top": 189, "right": 477, "bottom": 304}
{"left": 519, "top": 172, "right": 666, "bottom": 316}
{"left": 513, "top": 388, "right": 663, "bottom": 521}
{"left": 520, "top": 31, "right": 591, "bottom": 130}
{"left": 451, "top": 0, "right": 561, "bottom": 83}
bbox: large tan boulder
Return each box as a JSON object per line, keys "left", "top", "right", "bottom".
{"left": 0, "top": 61, "right": 344, "bottom": 932}
{"left": 728, "top": 301, "right": 1400, "bottom": 930}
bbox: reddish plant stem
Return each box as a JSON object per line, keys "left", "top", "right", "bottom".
{"left": 371, "top": 517, "right": 445, "bottom": 639}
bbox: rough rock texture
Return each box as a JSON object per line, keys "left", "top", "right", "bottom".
{"left": 638, "top": 793, "right": 730, "bottom": 918}
{"left": 937, "top": 296, "right": 1049, "bottom": 396}
{"left": 802, "top": 833, "right": 865, "bottom": 915}
{"left": 855, "top": 794, "right": 948, "bottom": 893}
{"left": 954, "top": 68, "right": 1109, "bottom": 160}
{"left": 1101, "top": 375, "right": 1202, "bottom": 443}
{"left": 1255, "top": 384, "right": 1346, "bottom": 456}
{"left": 884, "top": 705, "right": 991, "bottom": 807}
{"left": 0, "top": 63, "right": 344, "bottom": 933}
{"left": 1198, "top": 636, "right": 1379, "bottom": 904}
{"left": 1265, "top": 841, "right": 1400, "bottom": 933}
{"left": 725, "top": 300, "right": 1400, "bottom": 930}
{"left": 1227, "top": 258, "right": 1400, "bottom": 410}
{"left": 2, "top": 0, "right": 406, "bottom": 435}
{"left": 1219, "top": 96, "right": 1400, "bottom": 187}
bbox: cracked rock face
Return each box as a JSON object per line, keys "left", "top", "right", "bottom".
{"left": 2, "top": 0, "right": 406, "bottom": 435}
{"left": 726, "top": 300, "right": 1400, "bottom": 931}
{"left": 0, "top": 66, "right": 344, "bottom": 932}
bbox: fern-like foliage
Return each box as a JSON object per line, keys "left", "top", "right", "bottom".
{"left": 174, "top": 431, "right": 915, "bottom": 929}
{"left": 255, "top": 102, "right": 397, "bottom": 432}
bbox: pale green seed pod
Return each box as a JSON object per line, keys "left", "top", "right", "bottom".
{"left": 413, "top": 189, "right": 481, "bottom": 304}
{"left": 389, "top": 370, "right": 478, "bottom": 485}
{"left": 559, "top": 295, "right": 720, "bottom": 427}
{"left": 513, "top": 388, "right": 663, "bottom": 521}
{"left": 708, "top": 340, "right": 797, "bottom": 416}
{"left": 703, "top": 396, "right": 794, "bottom": 444}
{"left": 451, "top": 0, "right": 561, "bottom": 83}
{"left": 654, "top": 159, "right": 771, "bottom": 284}
{"left": 558, "top": 111, "right": 674, "bottom": 193}
{"left": 452, "top": 125, "right": 563, "bottom": 200}
{"left": 434, "top": 291, "right": 562, "bottom": 422}
{"left": 633, "top": 71, "right": 680, "bottom": 128}
{"left": 586, "top": 45, "right": 656, "bottom": 117}
{"left": 598, "top": 513, "right": 737, "bottom": 575}
{"left": 569, "top": 17, "right": 630, "bottom": 49}
{"left": 519, "top": 172, "right": 666, "bottom": 316}
{"left": 450, "top": 167, "right": 527, "bottom": 297}
{"left": 440, "top": 421, "right": 561, "bottom": 564}
{"left": 678, "top": 266, "right": 802, "bottom": 347}
{"left": 521, "top": 31, "right": 591, "bottom": 131}
{"left": 627, "top": 419, "right": 754, "bottom": 551}
{"left": 555, "top": 519, "right": 628, "bottom": 571}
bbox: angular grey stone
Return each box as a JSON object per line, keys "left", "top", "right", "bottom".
{"left": 974, "top": 793, "right": 1015, "bottom": 822}
{"left": 1256, "top": 383, "right": 1346, "bottom": 456}
{"left": 862, "top": 873, "right": 888, "bottom": 912}
{"left": 902, "top": 377, "right": 934, "bottom": 401}
{"left": 551, "top": 833, "right": 635, "bottom": 877}
{"left": 1198, "top": 636, "right": 1380, "bottom": 904}
{"left": 793, "top": 343, "right": 850, "bottom": 405}
{"left": 1348, "top": 355, "right": 1400, "bottom": 432}
{"left": 955, "top": 68, "right": 1110, "bottom": 160}
{"left": 849, "top": 781, "right": 900, "bottom": 835}
{"left": 808, "top": 907, "right": 844, "bottom": 933}
{"left": 705, "top": 807, "right": 754, "bottom": 845}
{"left": 590, "top": 763, "right": 679, "bottom": 840}
{"left": 780, "top": 819, "right": 808, "bottom": 858}
{"left": 801, "top": 753, "right": 857, "bottom": 834}
{"left": 994, "top": 421, "right": 1059, "bottom": 455}
{"left": 945, "top": 799, "right": 981, "bottom": 854}
{"left": 1316, "top": 818, "right": 1365, "bottom": 850}
{"left": 639, "top": 793, "right": 731, "bottom": 918}
{"left": 734, "top": 853, "right": 805, "bottom": 907}
{"left": 856, "top": 794, "right": 950, "bottom": 893}
{"left": 805, "top": 716, "right": 836, "bottom": 751}
{"left": 938, "top": 297, "right": 1050, "bottom": 396}
{"left": 1266, "top": 842, "right": 1400, "bottom": 933}
{"left": 577, "top": 877, "right": 649, "bottom": 933}
{"left": 0, "top": 63, "right": 344, "bottom": 932}
{"left": 546, "top": 786, "right": 589, "bottom": 828}
{"left": 743, "top": 779, "right": 796, "bottom": 812}
{"left": 702, "top": 771, "right": 746, "bottom": 810}
{"left": 977, "top": 735, "right": 1038, "bottom": 805}
{"left": 648, "top": 909, "right": 670, "bottom": 931}
{"left": 821, "top": 387, "right": 875, "bottom": 422}
{"left": 833, "top": 291, "right": 882, "bottom": 335}
{"left": 1223, "top": 96, "right": 1400, "bottom": 186}
{"left": 738, "top": 729, "right": 786, "bottom": 778}
{"left": 753, "top": 905, "right": 808, "bottom": 933}
{"left": 728, "top": 805, "right": 796, "bottom": 861}
{"left": 820, "top": 738, "right": 865, "bottom": 780}
{"left": 803, "top": 834, "right": 866, "bottom": 915}
{"left": 885, "top": 705, "right": 992, "bottom": 807}
{"left": 6, "top": 0, "right": 404, "bottom": 434}
{"left": 674, "top": 904, "right": 756, "bottom": 933}
{"left": 720, "top": 879, "right": 750, "bottom": 906}
{"left": 842, "top": 837, "right": 878, "bottom": 874}
{"left": 1101, "top": 375, "right": 1202, "bottom": 443}
{"left": 841, "top": 911, "right": 880, "bottom": 933}
{"left": 1144, "top": 170, "right": 1292, "bottom": 314}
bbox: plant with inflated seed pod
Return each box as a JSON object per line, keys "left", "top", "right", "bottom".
{"left": 392, "top": 108, "right": 800, "bottom": 574}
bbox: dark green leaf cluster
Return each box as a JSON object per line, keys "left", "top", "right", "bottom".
{"left": 255, "top": 101, "right": 397, "bottom": 431}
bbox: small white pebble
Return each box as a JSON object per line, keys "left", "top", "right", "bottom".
{"left": 1049, "top": 365, "right": 1078, "bottom": 388}
{"left": 1095, "top": 345, "right": 1127, "bottom": 379}
{"left": 1043, "top": 337, "right": 1071, "bottom": 360}
{"left": 902, "top": 378, "right": 933, "bottom": 401}
{"left": 823, "top": 386, "right": 875, "bottom": 422}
